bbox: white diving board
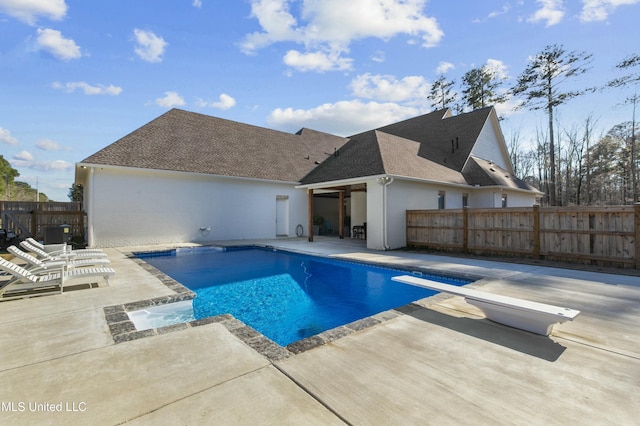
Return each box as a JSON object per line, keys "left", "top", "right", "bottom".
{"left": 392, "top": 275, "right": 580, "bottom": 336}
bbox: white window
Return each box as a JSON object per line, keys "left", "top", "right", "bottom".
{"left": 438, "top": 191, "right": 446, "bottom": 209}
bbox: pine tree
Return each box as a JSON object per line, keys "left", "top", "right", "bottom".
{"left": 512, "top": 44, "right": 593, "bottom": 205}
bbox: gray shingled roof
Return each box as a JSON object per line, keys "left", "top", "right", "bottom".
{"left": 81, "top": 109, "right": 348, "bottom": 182}
{"left": 82, "top": 107, "right": 533, "bottom": 191}
{"left": 300, "top": 108, "right": 492, "bottom": 186}
{"left": 376, "top": 107, "right": 492, "bottom": 172}
{"left": 301, "top": 130, "right": 467, "bottom": 185}
{"left": 463, "top": 156, "right": 538, "bottom": 191}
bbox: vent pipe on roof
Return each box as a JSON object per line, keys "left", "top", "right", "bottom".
{"left": 456, "top": 137, "right": 459, "bottom": 149}
{"left": 451, "top": 139, "right": 455, "bottom": 153}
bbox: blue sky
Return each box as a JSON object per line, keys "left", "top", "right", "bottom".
{"left": 1, "top": 0, "right": 638, "bottom": 201}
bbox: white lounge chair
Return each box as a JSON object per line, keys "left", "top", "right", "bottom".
{"left": 20, "top": 240, "right": 108, "bottom": 261}
{"left": 25, "top": 237, "right": 104, "bottom": 255}
{"left": 0, "top": 257, "right": 115, "bottom": 301}
{"left": 7, "top": 246, "right": 111, "bottom": 271}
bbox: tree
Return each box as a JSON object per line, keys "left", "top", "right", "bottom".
{"left": 608, "top": 54, "right": 640, "bottom": 202}
{"left": 428, "top": 75, "right": 456, "bottom": 110}
{"left": 68, "top": 183, "right": 83, "bottom": 203}
{"left": 586, "top": 132, "right": 625, "bottom": 204}
{"left": 461, "top": 65, "right": 508, "bottom": 111}
{"left": 512, "top": 44, "right": 593, "bottom": 205}
{"left": 0, "top": 155, "right": 20, "bottom": 199}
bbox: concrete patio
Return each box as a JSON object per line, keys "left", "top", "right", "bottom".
{"left": 0, "top": 237, "right": 638, "bottom": 425}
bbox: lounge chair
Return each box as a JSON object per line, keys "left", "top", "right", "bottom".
{"left": 7, "top": 246, "right": 111, "bottom": 271}
{"left": 25, "top": 237, "right": 104, "bottom": 255}
{"left": 20, "top": 240, "right": 108, "bottom": 261}
{"left": 0, "top": 257, "right": 115, "bottom": 301}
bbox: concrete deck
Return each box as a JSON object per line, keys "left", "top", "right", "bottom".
{"left": 1, "top": 237, "right": 638, "bottom": 425}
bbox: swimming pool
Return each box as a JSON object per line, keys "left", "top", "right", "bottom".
{"left": 135, "top": 246, "right": 472, "bottom": 346}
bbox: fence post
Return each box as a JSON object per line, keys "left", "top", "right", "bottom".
{"left": 635, "top": 203, "right": 640, "bottom": 269}
{"left": 533, "top": 204, "right": 541, "bottom": 259}
{"left": 31, "top": 210, "right": 38, "bottom": 240}
{"left": 463, "top": 206, "right": 469, "bottom": 253}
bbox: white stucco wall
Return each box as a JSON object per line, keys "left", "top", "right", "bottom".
{"left": 503, "top": 189, "right": 539, "bottom": 207}
{"left": 366, "top": 179, "right": 384, "bottom": 250}
{"left": 84, "top": 167, "right": 308, "bottom": 247}
{"left": 350, "top": 192, "right": 366, "bottom": 228}
{"left": 469, "top": 187, "right": 537, "bottom": 208}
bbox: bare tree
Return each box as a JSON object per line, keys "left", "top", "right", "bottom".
{"left": 608, "top": 54, "right": 640, "bottom": 201}
{"left": 532, "top": 128, "right": 550, "bottom": 205}
{"left": 512, "top": 44, "right": 593, "bottom": 205}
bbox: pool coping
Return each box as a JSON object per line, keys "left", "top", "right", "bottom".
{"left": 103, "top": 245, "right": 476, "bottom": 363}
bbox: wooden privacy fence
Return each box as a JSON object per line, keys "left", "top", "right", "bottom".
{"left": 0, "top": 201, "right": 84, "bottom": 241}
{"left": 406, "top": 205, "right": 640, "bottom": 268}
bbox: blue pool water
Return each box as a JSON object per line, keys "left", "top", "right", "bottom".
{"left": 137, "top": 247, "right": 471, "bottom": 346}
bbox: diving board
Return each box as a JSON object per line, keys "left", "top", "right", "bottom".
{"left": 392, "top": 275, "right": 580, "bottom": 336}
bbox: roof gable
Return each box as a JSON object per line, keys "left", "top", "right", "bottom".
{"left": 300, "top": 130, "right": 467, "bottom": 185}
{"left": 301, "top": 108, "right": 493, "bottom": 185}
{"left": 376, "top": 107, "right": 492, "bottom": 172}
{"left": 300, "top": 131, "right": 385, "bottom": 184}
{"left": 467, "top": 108, "right": 513, "bottom": 174}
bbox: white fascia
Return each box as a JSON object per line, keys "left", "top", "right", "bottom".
{"left": 74, "top": 163, "right": 301, "bottom": 186}
{"left": 295, "top": 175, "right": 387, "bottom": 190}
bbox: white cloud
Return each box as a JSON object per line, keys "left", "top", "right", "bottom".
{"left": 14, "top": 150, "right": 32, "bottom": 161}
{"left": 12, "top": 158, "right": 73, "bottom": 171}
{"left": 0, "top": 0, "right": 67, "bottom": 25}
{"left": 198, "top": 93, "right": 237, "bottom": 110}
{"left": 192, "top": 0, "right": 202, "bottom": 7}
{"left": 241, "top": 0, "right": 444, "bottom": 72}
{"left": 528, "top": 0, "right": 565, "bottom": 26}
{"left": 350, "top": 73, "right": 430, "bottom": 104}
{"left": 283, "top": 49, "right": 353, "bottom": 72}
{"left": 241, "top": 0, "right": 301, "bottom": 52}
{"left": 371, "top": 50, "right": 385, "bottom": 63}
{"left": 52, "top": 81, "right": 122, "bottom": 96}
{"left": 580, "top": 0, "right": 640, "bottom": 22}
{"left": 473, "top": 3, "right": 513, "bottom": 23}
{"left": 36, "top": 138, "right": 67, "bottom": 151}
{"left": 212, "top": 94, "right": 236, "bottom": 109}
{"left": 155, "top": 91, "right": 185, "bottom": 108}
{"left": 133, "top": 28, "right": 167, "bottom": 63}
{"left": 36, "top": 28, "right": 81, "bottom": 60}
{"left": 436, "top": 61, "right": 454, "bottom": 74}
{"left": 0, "top": 127, "right": 18, "bottom": 145}
{"left": 485, "top": 58, "right": 509, "bottom": 79}
{"left": 267, "top": 100, "right": 420, "bottom": 136}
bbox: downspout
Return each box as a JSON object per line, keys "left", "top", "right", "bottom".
{"left": 377, "top": 176, "right": 394, "bottom": 250}
{"left": 86, "top": 167, "right": 95, "bottom": 247}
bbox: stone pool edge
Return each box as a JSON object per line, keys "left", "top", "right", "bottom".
{"left": 103, "top": 247, "right": 464, "bottom": 363}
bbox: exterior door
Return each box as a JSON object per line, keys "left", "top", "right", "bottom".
{"left": 276, "top": 196, "right": 289, "bottom": 236}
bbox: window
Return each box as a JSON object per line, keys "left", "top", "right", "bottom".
{"left": 462, "top": 193, "right": 468, "bottom": 208}
{"left": 438, "top": 191, "right": 446, "bottom": 209}
{"left": 502, "top": 194, "right": 508, "bottom": 208}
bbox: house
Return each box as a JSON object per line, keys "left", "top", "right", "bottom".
{"left": 75, "top": 107, "right": 540, "bottom": 249}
